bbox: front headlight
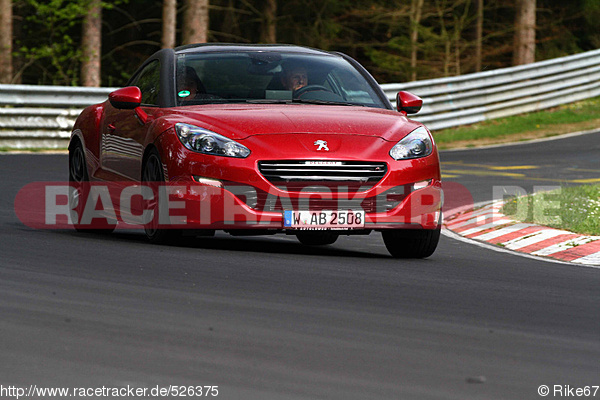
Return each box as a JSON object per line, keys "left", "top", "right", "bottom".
{"left": 389, "top": 126, "right": 433, "bottom": 160}
{"left": 175, "top": 123, "right": 251, "bottom": 158}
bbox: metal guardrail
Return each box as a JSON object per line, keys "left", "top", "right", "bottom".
{"left": 381, "top": 48, "right": 600, "bottom": 130}
{"left": 1, "top": 48, "right": 599, "bottom": 148}
{"left": 0, "top": 85, "right": 115, "bottom": 149}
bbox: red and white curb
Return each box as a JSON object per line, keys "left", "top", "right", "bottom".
{"left": 444, "top": 202, "right": 600, "bottom": 267}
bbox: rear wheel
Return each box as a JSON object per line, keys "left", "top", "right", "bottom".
{"left": 296, "top": 231, "right": 339, "bottom": 246}
{"left": 142, "top": 149, "right": 182, "bottom": 244}
{"left": 382, "top": 228, "right": 440, "bottom": 258}
{"left": 69, "top": 141, "right": 116, "bottom": 233}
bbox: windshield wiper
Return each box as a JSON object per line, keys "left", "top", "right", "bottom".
{"left": 291, "top": 99, "right": 366, "bottom": 107}
{"left": 221, "top": 99, "right": 367, "bottom": 107}
{"left": 245, "top": 99, "right": 292, "bottom": 104}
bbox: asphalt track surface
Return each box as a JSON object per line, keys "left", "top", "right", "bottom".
{"left": 1, "top": 131, "right": 599, "bottom": 399}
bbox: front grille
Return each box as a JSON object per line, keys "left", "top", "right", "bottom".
{"left": 254, "top": 185, "right": 409, "bottom": 213}
{"left": 225, "top": 184, "right": 410, "bottom": 213}
{"left": 258, "top": 160, "right": 387, "bottom": 191}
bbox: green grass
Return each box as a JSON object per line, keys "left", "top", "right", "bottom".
{"left": 501, "top": 185, "right": 600, "bottom": 236}
{"left": 433, "top": 96, "right": 600, "bottom": 149}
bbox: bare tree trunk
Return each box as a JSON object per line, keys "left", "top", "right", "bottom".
{"left": 182, "top": 0, "right": 209, "bottom": 45}
{"left": 162, "top": 0, "right": 177, "bottom": 48}
{"left": 0, "top": 0, "right": 12, "bottom": 83}
{"left": 455, "top": 40, "right": 461, "bottom": 75}
{"left": 261, "top": 0, "right": 277, "bottom": 43}
{"left": 220, "top": 0, "right": 241, "bottom": 42}
{"left": 81, "top": 0, "right": 102, "bottom": 87}
{"left": 513, "top": 0, "right": 536, "bottom": 65}
{"left": 474, "top": 0, "right": 483, "bottom": 71}
{"left": 444, "top": 40, "right": 451, "bottom": 76}
{"left": 410, "top": 0, "right": 424, "bottom": 81}
{"left": 453, "top": 0, "right": 470, "bottom": 76}
{"left": 435, "top": 1, "right": 451, "bottom": 76}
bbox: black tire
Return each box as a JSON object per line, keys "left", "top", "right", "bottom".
{"left": 296, "top": 231, "right": 339, "bottom": 246}
{"left": 69, "top": 140, "right": 116, "bottom": 234}
{"left": 142, "top": 149, "right": 182, "bottom": 244}
{"left": 382, "top": 228, "right": 440, "bottom": 259}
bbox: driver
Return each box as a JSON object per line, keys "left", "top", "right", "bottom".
{"left": 281, "top": 64, "right": 308, "bottom": 91}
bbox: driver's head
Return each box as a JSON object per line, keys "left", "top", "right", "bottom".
{"left": 281, "top": 64, "right": 308, "bottom": 91}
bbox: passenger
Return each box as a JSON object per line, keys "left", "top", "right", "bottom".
{"left": 177, "top": 66, "right": 206, "bottom": 101}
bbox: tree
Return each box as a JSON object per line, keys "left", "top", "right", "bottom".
{"left": 162, "top": 0, "right": 176, "bottom": 48}
{"left": 16, "top": 0, "right": 89, "bottom": 85}
{"left": 80, "top": 0, "right": 102, "bottom": 87}
{"left": 474, "top": 0, "right": 483, "bottom": 71}
{"left": 182, "top": 0, "right": 209, "bottom": 45}
{"left": 513, "top": 0, "right": 535, "bottom": 65}
{"left": 8, "top": 0, "right": 597, "bottom": 86}
{"left": 261, "top": 0, "right": 276, "bottom": 43}
{"left": 0, "top": 0, "right": 12, "bottom": 83}
{"left": 410, "top": 0, "right": 424, "bottom": 81}
{"left": 431, "top": 0, "right": 472, "bottom": 77}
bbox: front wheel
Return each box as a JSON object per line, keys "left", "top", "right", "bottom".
{"left": 142, "top": 149, "right": 182, "bottom": 244}
{"left": 382, "top": 228, "right": 440, "bottom": 258}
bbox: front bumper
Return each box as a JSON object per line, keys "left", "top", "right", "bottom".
{"left": 154, "top": 131, "right": 442, "bottom": 231}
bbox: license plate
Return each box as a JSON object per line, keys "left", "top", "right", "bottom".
{"left": 283, "top": 210, "right": 365, "bottom": 229}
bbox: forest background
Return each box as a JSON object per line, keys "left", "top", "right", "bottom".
{"left": 0, "top": 0, "right": 598, "bottom": 88}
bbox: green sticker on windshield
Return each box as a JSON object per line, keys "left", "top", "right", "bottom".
{"left": 178, "top": 90, "right": 191, "bottom": 98}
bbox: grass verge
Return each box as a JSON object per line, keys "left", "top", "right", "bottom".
{"left": 501, "top": 185, "right": 600, "bottom": 236}
{"left": 432, "top": 96, "right": 600, "bottom": 149}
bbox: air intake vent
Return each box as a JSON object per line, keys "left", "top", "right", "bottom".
{"left": 258, "top": 160, "right": 387, "bottom": 190}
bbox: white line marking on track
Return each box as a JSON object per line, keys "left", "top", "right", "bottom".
{"left": 444, "top": 199, "right": 600, "bottom": 267}
{"left": 531, "top": 237, "right": 600, "bottom": 256}
{"left": 441, "top": 228, "right": 590, "bottom": 267}
{"left": 472, "top": 223, "right": 538, "bottom": 241}
{"left": 502, "top": 229, "right": 575, "bottom": 250}
{"left": 459, "top": 219, "right": 515, "bottom": 236}
{"left": 572, "top": 252, "right": 600, "bottom": 266}
{"left": 446, "top": 211, "right": 500, "bottom": 229}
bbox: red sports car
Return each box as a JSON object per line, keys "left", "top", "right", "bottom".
{"left": 69, "top": 44, "right": 442, "bottom": 258}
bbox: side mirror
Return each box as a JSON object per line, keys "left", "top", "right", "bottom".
{"left": 396, "top": 91, "right": 422, "bottom": 114}
{"left": 109, "top": 86, "right": 142, "bottom": 109}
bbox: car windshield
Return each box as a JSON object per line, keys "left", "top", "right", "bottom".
{"left": 175, "top": 51, "right": 386, "bottom": 108}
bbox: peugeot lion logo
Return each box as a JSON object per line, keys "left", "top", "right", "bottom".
{"left": 314, "top": 140, "right": 329, "bottom": 151}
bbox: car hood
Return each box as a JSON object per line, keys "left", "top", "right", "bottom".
{"left": 166, "top": 104, "right": 422, "bottom": 142}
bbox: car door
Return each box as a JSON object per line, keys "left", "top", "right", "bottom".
{"left": 101, "top": 60, "right": 161, "bottom": 181}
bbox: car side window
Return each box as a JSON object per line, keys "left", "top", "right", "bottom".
{"left": 130, "top": 60, "right": 160, "bottom": 106}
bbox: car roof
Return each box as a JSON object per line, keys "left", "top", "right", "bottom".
{"left": 174, "top": 43, "right": 336, "bottom": 57}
